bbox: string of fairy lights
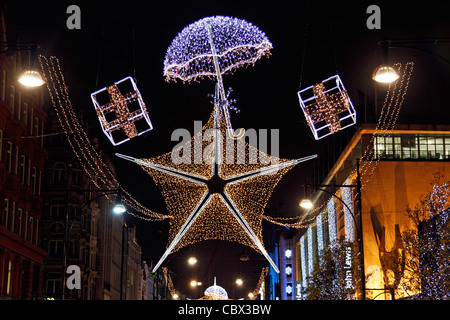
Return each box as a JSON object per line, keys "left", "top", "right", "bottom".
{"left": 117, "top": 104, "right": 316, "bottom": 272}
{"left": 162, "top": 266, "right": 269, "bottom": 300}
{"left": 39, "top": 55, "right": 171, "bottom": 221}
{"left": 39, "top": 48, "right": 414, "bottom": 300}
{"left": 263, "top": 62, "right": 415, "bottom": 230}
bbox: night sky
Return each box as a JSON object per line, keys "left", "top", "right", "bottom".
{"left": 6, "top": 0, "right": 450, "bottom": 298}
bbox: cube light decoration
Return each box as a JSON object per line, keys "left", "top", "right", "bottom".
{"left": 298, "top": 75, "right": 356, "bottom": 140}
{"left": 90, "top": 76, "right": 153, "bottom": 146}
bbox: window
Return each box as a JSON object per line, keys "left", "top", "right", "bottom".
{"left": 48, "top": 240, "right": 64, "bottom": 257}
{"left": 0, "top": 130, "right": 3, "bottom": 161}
{"left": 374, "top": 134, "right": 450, "bottom": 161}
{"left": 19, "top": 155, "right": 26, "bottom": 184}
{"left": 3, "top": 198, "right": 9, "bottom": 229}
{"left": 1, "top": 70, "right": 5, "bottom": 101}
{"left": 17, "top": 208, "right": 23, "bottom": 237}
{"left": 24, "top": 211, "right": 28, "bottom": 240}
{"left": 14, "top": 146, "right": 18, "bottom": 174}
{"left": 17, "top": 91, "right": 21, "bottom": 121}
{"left": 6, "top": 142, "right": 12, "bottom": 173}
{"left": 9, "top": 86, "right": 15, "bottom": 115}
{"left": 29, "top": 107, "right": 34, "bottom": 134}
{"left": 35, "top": 219, "right": 39, "bottom": 246}
{"left": 27, "top": 159, "right": 31, "bottom": 185}
{"left": 29, "top": 216, "right": 34, "bottom": 243}
{"left": 31, "top": 167, "right": 37, "bottom": 194}
{"left": 50, "top": 203, "right": 65, "bottom": 220}
{"left": 6, "top": 260, "right": 12, "bottom": 296}
{"left": 22, "top": 103, "right": 28, "bottom": 126}
{"left": 46, "top": 278, "right": 61, "bottom": 298}
{"left": 34, "top": 117, "right": 39, "bottom": 137}
{"left": 53, "top": 162, "right": 66, "bottom": 184}
{"left": 10, "top": 201, "right": 15, "bottom": 232}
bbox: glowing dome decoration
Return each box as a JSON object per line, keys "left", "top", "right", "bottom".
{"left": 163, "top": 16, "right": 272, "bottom": 83}
{"left": 204, "top": 280, "right": 229, "bottom": 300}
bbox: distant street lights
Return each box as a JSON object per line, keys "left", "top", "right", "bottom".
{"left": 300, "top": 160, "right": 366, "bottom": 300}
{"left": 188, "top": 256, "right": 198, "bottom": 265}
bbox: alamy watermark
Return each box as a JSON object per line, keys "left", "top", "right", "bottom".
{"left": 66, "top": 265, "right": 81, "bottom": 290}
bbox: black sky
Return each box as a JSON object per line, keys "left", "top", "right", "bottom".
{"left": 6, "top": 0, "right": 450, "bottom": 298}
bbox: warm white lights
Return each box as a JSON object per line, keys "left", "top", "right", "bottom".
{"left": 299, "top": 199, "right": 313, "bottom": 209}
{"left": 188, "top": 256, "right": 198, "bottom": 265}
{"left": 236, "top": 278, "right": 243, "bottom": 286}
{"left": 372, "top": 65, "right": 400, "bottom": 83}
{"left": 190, "top": 280, "right": 202, "bottom": 287}
{"left": 298, "top": 75, "right": 357, "bottom": 140}
{"left": 117, "top": 103, "right": 317, "bottom": 274}
{"left": 90, "top": 76, "right": 153, "bottom": 146}
{"left": 18, "top": 69, "right": 45, "bottom": 87}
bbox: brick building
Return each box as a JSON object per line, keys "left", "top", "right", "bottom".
{"left": 0, "top": 6, "right": 47, "bottom": 299}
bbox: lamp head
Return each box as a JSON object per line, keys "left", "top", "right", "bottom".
{"left": 299, "top": 199, "right": 314, "bottom": 210}
{"left": 18, "top": 69, "right": 45, "bottom": 87}
{"left": 112, "top": 203, "right": 126, "bottom": 215}
{"left": 372, "top": 65, "right": 399, "bottom": 84}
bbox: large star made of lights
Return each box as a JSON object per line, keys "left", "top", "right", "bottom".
{"left": 117, "top": 105, "right": 316, "bottom": 273}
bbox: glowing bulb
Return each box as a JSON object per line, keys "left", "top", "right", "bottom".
{"left": 188, "top": 256, "right": 198, "bottom": 265}
{"left": 285, "top": 249, "right": 293, "bottom": 259}
{"left": 236, "top": 278, "right": 243, "bottom": 286}
{"left": 299, "top": 199, "right": 313, "bottom": 209}
{"left": 18, "top": 69, "right": 45, "bottom": 87}
{"left": 372, "top": 65, "right": 400, "bottom": 83}
{"left": 248, "top": 292, "right": 254, "bottom": 299}
{"left": 112, "top": 203, "right": 126, "bottom": 215}
{"left": 190, "top": 280, "right": 198, "bottom": 287}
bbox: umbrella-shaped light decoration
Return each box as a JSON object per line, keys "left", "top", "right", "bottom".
{"left": 163, "top": 16, "right": 272, "bottom": 138}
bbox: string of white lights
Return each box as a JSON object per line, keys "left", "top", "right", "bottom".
{"left": 264, "top": 62, "right": 414, "bottom": 231}
{"left": 39, "top": 55, "right": 170, "bottom": 221}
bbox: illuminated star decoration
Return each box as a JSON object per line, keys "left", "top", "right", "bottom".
{"left": 298, "top": 75, "right": 356, "bottom": 140}
{"left": 163, "top": 15, "right": 273, "bottom": 137}
{"left": 117, "top": 102, "right": 317, "bottom": 273}
{"left": 91, "top": 76, "right": 153, "bottom": 146}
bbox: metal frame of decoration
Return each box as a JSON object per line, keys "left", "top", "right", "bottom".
{"left": 298, "top": 75, "right": 357, "bottom": 140}
{"left": 90, "top": 76, "right": 153, "bottom": 146}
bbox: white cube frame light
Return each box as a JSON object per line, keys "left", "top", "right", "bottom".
{"left": 298, "top": 75, "right": 356, "bottom": 140}
{"left": 91, "top": 77, "right": 153, "bottom": 146}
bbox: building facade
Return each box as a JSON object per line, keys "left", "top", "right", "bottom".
{"left": 0, "top": 10, "right": 47, "bottom": 299}
{"left": 295, "top": 124, "right": 450, "bottom": 299}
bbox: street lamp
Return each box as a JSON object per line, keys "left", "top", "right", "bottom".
{"left": 299, "top": 199, "right": 313, "bottom": 209}
{"left": 112, "top": 203, "right": 127, "bottom": 215}
{"left": 0, "top": 42, "right": 45, "bottom": 87}
{"left": 372, "top": 38, "right": 450, "bottom": 84}
{"left": 372, "top": 65, "right": 399, "bottom": 84}
{"left": 18, "top": 68, "right": 45, "bottom": 87}
{"left": 188, "top": 256, "right": 198, "bottom": 265}
{"left": 190, "top": 280, "right": 202, "bottom": 287}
